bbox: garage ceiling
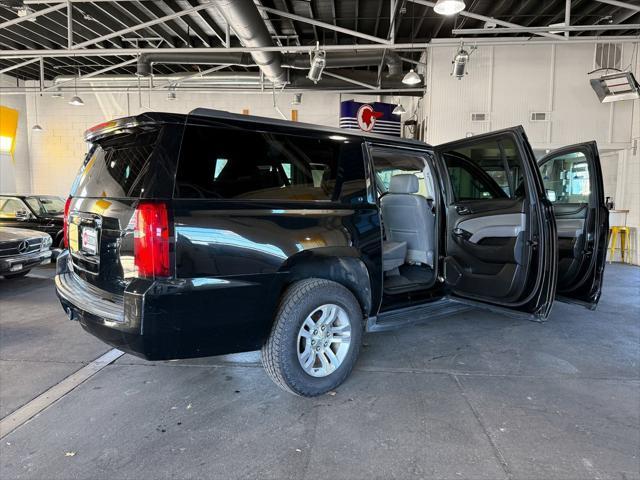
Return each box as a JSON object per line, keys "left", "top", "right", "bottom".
{"left": 0, "top": 0, "right": 638, "bottom": 82}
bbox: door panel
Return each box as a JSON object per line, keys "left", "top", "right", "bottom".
{"left": 538, "top": 141, "right": 608, "bottom": 309}
{"left": 435, "top": 127, "right": 557, "bottom": 319}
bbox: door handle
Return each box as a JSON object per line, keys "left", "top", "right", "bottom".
{"left": 456, "top": 206, "right": 472, "bottom": 215}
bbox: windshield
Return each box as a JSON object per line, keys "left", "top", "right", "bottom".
{"left": 25, "top": 196, "right": 65, "bottom": 215}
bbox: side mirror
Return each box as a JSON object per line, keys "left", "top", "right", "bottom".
{"left": 15, "top": 210, "right": 30, "bottom": 221}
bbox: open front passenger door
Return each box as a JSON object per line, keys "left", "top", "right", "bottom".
{"left": 538, "top": 141, "right": 608, "bottom": 309}
{"left": 433, "top": 127, "right": 557, "bottom": 320}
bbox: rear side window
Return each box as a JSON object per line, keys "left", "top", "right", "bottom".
{"left": 175, "top": 125, "right": 366, "bottom": 203}
{"left": 441, "top": 136, "right": 524, "bottom": 201}
{"left": 539, "top": 152, "right": 590, "bottom": 204}
{"left": 70, "top": 128, "right": 162, "bottom": 198}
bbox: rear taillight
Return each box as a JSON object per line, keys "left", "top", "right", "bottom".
{"left": 63, "top": 196, "right": 72, "bottom": 248}
{"left": 134, "top": 202, "right": 171, "bottom": 278}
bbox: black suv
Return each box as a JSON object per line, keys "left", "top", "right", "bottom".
{"left": 55, "top": 109, "right": 608, "bottom": 396}
{"left": 0, "top": 194, "right": 65, "bottom": 247}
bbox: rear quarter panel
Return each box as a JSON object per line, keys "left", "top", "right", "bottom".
{"left": 172, "top": 200, "right": 382, "bottom": 354}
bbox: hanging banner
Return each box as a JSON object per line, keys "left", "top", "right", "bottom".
{"left": 339, "top": 100, "right": 401, "bottom": 137}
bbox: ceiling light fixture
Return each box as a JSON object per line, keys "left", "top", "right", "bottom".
{"left": 69, "top": 69, "right": 84, "bottom": 106}
{"left": 167, "top": 90, "right": 177, "bottom": 101}
{"left": 451, "top": 43, "right": 477, "bottom": 79}
{"left": 32, "top": 93, "right": 43, "bottom": 132}
{"left": 307, "top": 44, "right": 326, "bottom": 84}
{"left": 402, "top": 69, "right": 421, "bottom": 85}
{"left": 291, "top": 93, "right": 303, "bottom": 105}
{"left": 392, "top": 103, "right": 406, "bottom": 115}
{"left": 434, "top": 0, "right": 466, "bottom": 15}
{"left": 69, "top": 96, "right": 84, "bottom": 106}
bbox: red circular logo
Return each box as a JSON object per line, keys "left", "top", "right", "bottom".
{"left": 357, "top": 104, "right": 383, "bottom": 132}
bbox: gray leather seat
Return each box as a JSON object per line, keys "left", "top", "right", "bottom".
{"left": 381, "top": 174, "right": 435, "bottom": 267}
{"left": 382, "top": 241, "right": 407, "bottom": 272}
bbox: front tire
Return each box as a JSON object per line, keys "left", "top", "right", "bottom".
{"left": 262, "top": 279, "right": 363, "bottom": 397}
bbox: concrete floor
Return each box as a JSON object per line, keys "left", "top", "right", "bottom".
{"left": 0, "top": 264, "right": 638, "bottom": 480}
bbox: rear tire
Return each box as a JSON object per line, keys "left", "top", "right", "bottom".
{"left": 4, "top": 269, "right": 31, "bottom": 279}
{"left": 262, "top": 278, "right": 363, "bottom": 397}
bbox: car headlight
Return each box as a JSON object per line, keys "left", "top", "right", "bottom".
{"left": 41, "top": 236, "right": 53, "bottom": 250}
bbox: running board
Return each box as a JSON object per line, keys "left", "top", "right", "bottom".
{"left": 366, "top": 299, "right": 472, "bottom": 333}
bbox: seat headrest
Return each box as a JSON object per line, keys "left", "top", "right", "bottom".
{"left": 389, "top": 174, "right": 419, "bottom": 194}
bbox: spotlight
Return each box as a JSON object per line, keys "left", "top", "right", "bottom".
{"left": 16, "top": 6, "right": 37, "bottom": 21}
{"left": 291, "top": 93, "right": 303, "bottom": 105}
{"left": 68, "top": 96, "right": 84, "bottom": 106}
{"left": 307, "top": 48, "right": 326, "bottom": 84}
{"left": 392, "top": 103, "right": 406, "bottom": 115}
{"left": 402, "top": 69, "right": 421, "bottom": 85}
{"left": 451, "top": 44, "right": 476, "bottom": 79}
{"left": 434, "top": 0, "right": 466, "bottom": 15}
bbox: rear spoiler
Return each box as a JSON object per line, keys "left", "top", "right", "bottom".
{"left": 84, "top": 117, "right": 154, "bottom": 143}
{"left": 84, "top": 112, "right": 187, "bottom": 142}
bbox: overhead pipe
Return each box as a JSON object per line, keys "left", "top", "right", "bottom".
{"left": 52, "top": 70, "right": 421, "bottom": 95}
{"left": 212, "top": 0, "right": 287, "bottom": 85}
{"left": 282, "top": 52, "right": 402, "bottom": 77}
{"left": 136, "top": 52, "right": 253, "bottom": 76}
{"left": 136, "top": 51, "right": 403, "bottom": 77}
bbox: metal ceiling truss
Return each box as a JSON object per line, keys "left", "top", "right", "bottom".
{"left": 0, "top": 0, "right": 638, "bottom": 85}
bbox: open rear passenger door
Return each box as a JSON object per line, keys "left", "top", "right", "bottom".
{"left": 538, "top": 141, "right": 608, "bottom": 309}
{"left": 433, "top": 127, "right": 557, "bottom": 320}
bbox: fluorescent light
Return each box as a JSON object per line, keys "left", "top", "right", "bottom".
{"left": 392, "top": 104, "right": 406, "bottom": 115}
{"left": 434, "top": 0, "right": 466, "bottom": 15}
{"left": 32, "top": 124, "right": 43, "bottom": 132}
{"left": 329, "top": 135, "right": 347, "bottom": 141}
{"left": 68, "top": 96, "right": 84, "bottom": 106}
{"left": 402, "top": 69, "right": 421, "bottom": 85}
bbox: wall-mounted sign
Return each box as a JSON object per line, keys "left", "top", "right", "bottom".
{"left": 339, "top": 101, "right": 401, "bottom": 137}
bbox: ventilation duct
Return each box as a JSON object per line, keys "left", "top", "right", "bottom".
{"left": 212, "top": 0, "right": 287, "bottom": 85}
{"left": 136, "top": 52, "right": 253, "bottom": 77}
{"left": 136, "top": 52, "right": 403, "bottom": 78}
{"left": 53, "top": 70, "right": 421, "bottom": 95}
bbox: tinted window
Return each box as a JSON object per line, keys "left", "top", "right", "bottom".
{"left": 175, "top": 125, "right": 366, "bottom": 202}
{"left": 71, "top": 128, "right": 161, "bottom": 198}
{"left": 25, "top": 196, "right": 64, "bottom": 215}
{"left": 0, "top": 198, "right": 26, "bottom": 218}
{"left": 540, "top": 152, "right": 590, "bottom": 204}
{"left": 442, "top": 137, "right": 524, "bottom": 201}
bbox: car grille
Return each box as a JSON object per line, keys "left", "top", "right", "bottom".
{"left": 0, "top": 237, "right": 44, "bottom": 258}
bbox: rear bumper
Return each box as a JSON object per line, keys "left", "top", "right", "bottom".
{"left": 54, "top": 250, "right": 275, "bottom": 360}
{"left": 0, "top": 250, "right": 51, "bottom": 276}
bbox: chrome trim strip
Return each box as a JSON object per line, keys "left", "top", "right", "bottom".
{"left": 55, "top": 271, "right": 124, "bottom": 323}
